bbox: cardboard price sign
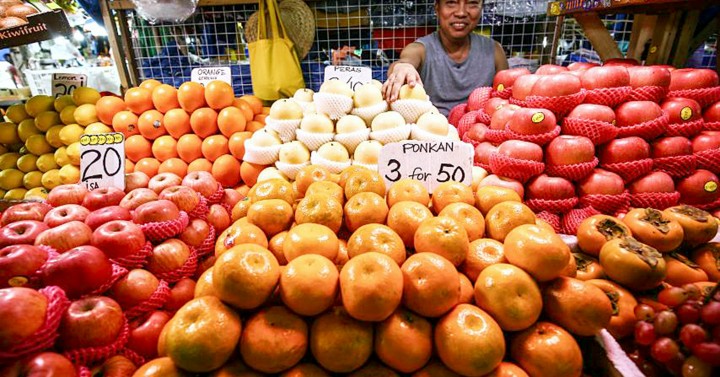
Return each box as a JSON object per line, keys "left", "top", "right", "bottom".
{"left": 323, "top": 65, "right": 372, "bottom": 91}
{"left": 378, "top": 141, "right": 474, "bottom": 193}
{"left": 52, "top": 73, "right": 87, "bottom": 97}
{"left": 191, "top": 67, "right": 232, "bottom": 86}
{"left": 79, "top": 133, "right": 125, "bottom": 191}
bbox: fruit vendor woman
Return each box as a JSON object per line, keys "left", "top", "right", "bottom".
{"left": 383, "top": 0, "right": 508, "bottom": 115}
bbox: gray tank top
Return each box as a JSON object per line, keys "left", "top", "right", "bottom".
{"left": 416, "top": 32, "right": 496, "bottom": 115}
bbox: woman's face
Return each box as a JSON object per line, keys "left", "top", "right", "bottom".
{"left": 435, "top": 0, "right": 482, "bottom": 41}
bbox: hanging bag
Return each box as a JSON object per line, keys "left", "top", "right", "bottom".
{"left": 248, "top": 0, "right": 305, "bottom": 100}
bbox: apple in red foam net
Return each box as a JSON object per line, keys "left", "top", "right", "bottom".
{"left": 91, "top": 220, "right": 146, "bottom": 260}
{"left": 669, "top": 68, "right": 719, "bottom": 91}
{"left": 485, "top": 97, "right": 509, "bottom": 116}
{"left": 40, "top": 245, "right": 114, "bottom": 299}
{"left": 497, "top": 140, "right": 544, "bottom": 162}
{"left": 120, "top": 188, "right": 158, "bottom": 211}
{"left": 207, "top": 204, "right": 231, "bottom": 233}
{"left": 46, "top": 184, "right": 89, "bottom": 207}
{"left": 479, "top": 174, "right": 524, "bottom": 198}
{"left": 531, "top": 73, "right": 583, "bottom": 97}
{"left": 536, "top": 64, "right": 568, "bottom": 75}
{"left": 526, "top": 174, "right": 576, "bottom": 200}
{"left": 603, "top": 58, "right": 639, "bottom": 67}
{"left": 44, "top": 204, "right": 90, "bottom": 228}
{"left": 581, "top": 66, "right": 630, "bottom": 89}
{"left": 506, "top": 108, "right": 556, "bottom": 135}
{"left": 223, "top": 189, "right": 242, "bottom": 209}
{"left": 57, "top": 296, "right": 124, "bottom": 350}
{"left": 651, "top": 136, "right": 693, "bottom": 158}
{"left": 163, "top": 277, "right": 195, "bottom": 312}
{"left": 147, "top": 238, "right": 191, "bottom": 276}
{"left": 126, "top": 310, "right": 171, "bottom": 360}
{"left": 566, "top": 103, "right": 616, "bottom": 124}
{"left": 703, "top": 101, "right": 720, "bottom": 122}
{"left": 0, "top": 220, "right": 49, "bottom": 247}
{"left": 180, "top": 218, "right": 211, "bottom": 248}
{"left": 34, "top": 221, "right": 92, "bottom": 253}
{"left": 1, "top": 202, "right": 52, "bottom": 226}
{"left": 492, "top": 67, "right": 531, "bottom": 91}
{"left": 615, "top": 101, "right": 664, "bottom": 127}
{"left": 568, "top": 62, "right": 600, "bottom": 71}
{"left": 0, "top": 287, "right": 48, "bottom": 350}
{"left": 512, "top": 74, "right": 541, "bottom": 101}
{"left": 133, "top": 200, "right": 181, "bottom": 224}
{"left": 692, "top": 131, "right": 720, "bottom": 152}
{"left": 661, "top": 97, "right": 703, "bottom": 124}
{"left": 599, "top": 136, "right": 651, "bottom": 164}
{"left": 489, "top": 105, "right": 520, "bottom": 131}
{"left": 628, "top": 171, "right": 676, "bottom": 194}
{"left": 677, "top": 169, "right": 720, "bottom": 205}
{"left": 474, "top": 142, "right": 498, "bottom": 165}
{"left": 465, "top": 124, "right": 488, "bottom": 144}
{"left": 545, "top": 135, "right": 596, "bottom": 165}
{"left": 124, "top": 171, "right": 150, "bottom": 193}
{"left": 82, "top": 187, "right": 126, "bottom": 212}
{"left": 8, "top": 352, "right": 77, "bottom": 377}
{"left": 0, "top": 245, "right": 48, "bottom": 289}
{"left": 108, "top": 269, "right": 159, "bottom": 310}
{"left": 159, "top": 186, "right": 200, "bottom": 213}
{"left": 148, "top": 173, "right": 183, "bottom": 195}
{"left": 627, "top": 66, "right": 671, "bottom": 88}
{"left": 578, "top": 169, "right": 626, "bottom": 196}
{"left": 181, "top": 171, "right": 219, "bottom": 199}
{"left": 85, "top": 206, "right": 133, "bottom": 230}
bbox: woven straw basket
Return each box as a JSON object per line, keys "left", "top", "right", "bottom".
{"left": 245, "top": 0, "right": 316, "bottom": 60}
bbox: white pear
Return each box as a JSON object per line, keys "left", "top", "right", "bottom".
{"left": 371, "top": 111, "right": 406, "bottom": 132}
{"left": 371, "top": 79, "right": 383, "bottom": 90}
{"left": 353, "top": 83, "right": 384, "bottom": 108}
{"left": 319, "top": 80, "right": 354, "bottom": 98}
{"left": 279, "top": 141, "right": 310, "bottom": 164}
{"left": 257, "top": 167, "right": 288, "bottom": 183}
{"left": 354, "top": 140, "right": 383, "bottom": 165}
{"left": 317, "top": 142, "right": 350, "bottom": 163}
{"left": 269, "top": 99, "right": 303, "bottom": 120}
{"left": 417, "top": 111, "right": 450, "bottom": 136}
{"left": 293, "top": 88, "right": 314, "bottom": 102}
{"left": 471, "top": 166, "right": 488, "bottom": 191}
{"left": 300, "top": 113, "right": 334, "bottom": 133}
{"left": 336, "top": 115, "right": 367, "bottom": 134}
{"left": 249, "top": 128, "right": 282, "bottom": 147}
{"left": 398, "top": 84, "right": 427, "bottom": 100}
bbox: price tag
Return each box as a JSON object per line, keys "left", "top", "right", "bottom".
{"left": 79, "top": 133, "right": 126, "bottom": 191}
{"left": 191, "top": 67, "right": 232, "bottom": 86}
{"left": 52, "top": 73, "right": 87, "bottom": 97}
{"left": 324, "top": 65, "right": 372, "bottom": 92}
{"left": 378, "top": 141, "right": 474, "bottom": 193}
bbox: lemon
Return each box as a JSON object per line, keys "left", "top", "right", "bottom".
{"left": 5, "top": 104, "right": 29, "bottom": 123}
{"left": 41, "top": 169, "right": 61, "bottom": 190}
{"left": 72, "top": 87, "right": 101, "bottom": 105}
{"left": 0, "top": 153, "right": 20, "bottom": 170}
{"left": 0, "top": 169, "right": 25, "bottom": 190}
{"left": 23, "top": 171, "right": 43, "bottom": 189}
{"left": 45, "top": 125, "right": 64, "bottom": 148}
{"left": 36, "top": 153, "right": 58, "bottom": 172}
{"left": 25, "top": 187, "right": 49, "bottom": 201}
{"left": 66, "top": 142, "right": 81, "bottom": 165}
{"left": 74, "top": 104, "right": 98, "bottom": 126}
{"left": 59, "top": 164, "right": 81, "bottom": 184}
{"left": 84, "top": 122, "right": 113, "bottom": 134}
{"left": 16, "top": 154, "right": 38, "bottom": 173}
{"left": 34, "top": 111, "right": 61, "bottom": 132}
{"left": 25, "top": 95, "right": 55, "bottom": 117}
{"left": 25, "top": 134, "right": 53, "bottom": 155}
{"left": 54, "top": 147, "right": 70, "bottom": 167}
{"left": 60, "top": 105, "right": 77, "bottom": 125}
{"left": 17, "top": 119, "right": 40, "bottom": 142}
{"left": 4, "top": 188, "right": 27, "bottom": 200}
{"left": 54, "top": 95, "right": 75, "bottom": 112}
{"left": 0, "top": 122, "right": 21, "bottom": 144}
{"left": 59, "top": 123, "right": 84, "bottom": 146}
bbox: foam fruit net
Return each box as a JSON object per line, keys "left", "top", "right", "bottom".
{"left": 545, "top": 158, "right": 599, "bottom": 182}
{"left": 526, "top": 197, "right": 579, "bottom": 214}
{"left": 561, "top": 206, "right": 602, "bottom": 235}
{"left": 653, "top": 155, "right": 697, "bottom": 179}
{"left": 561, "top": 118, "right": 618, "bottom": 145}
{"left": 536, "top": 211, "right": 561, "bottom": 233}
{"left": 627, "top": 86, "right": 668, "bottom": 103}
{"left": 601, "top": 158, "right": 654, "bottom": 183}
{"left": 583, "top": 86, "right": 632, "bottom": 108}
{"left": 579, "top": 192, "right": 631, "bottom": 216}
{"left": 123, "top": 280, "right": 172, "bottom": 320}
{"left": 630, "top": 192, "right": 681, "bottom": 210}
{"left": 139, "top": 211, "right": 190, "bottom": 243}
{"left": 488, "top": 153, "right": 545, "bottom": 183}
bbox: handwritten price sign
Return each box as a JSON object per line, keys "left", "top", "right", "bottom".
{"left": 191, "top": 67, "right": 232, "bottom": 86}
{"left": 324, "top": 65, "right": 372, "bottom": 91}
{"left": 80, "top": 133, "right": 125, "bottom": 191}
{"left": 52, "top": 73, "right": 87, "bottom": 97}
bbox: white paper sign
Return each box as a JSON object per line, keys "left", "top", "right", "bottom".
{"left": 378, "top": 141, "right": 474, "bottom": 193}
{"left": 191, "top": 67, "right": 232, "bottom": 86}
{"left": 79, "top": 133, "right": 126, "bottom": 191}
{"left": 324, "top": 65, "right": 372, "bottom": 92}
{"left": 51, "top": 73, "right": 87, "bottom": 97}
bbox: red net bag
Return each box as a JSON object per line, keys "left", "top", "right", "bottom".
{"left": 120, "top": 348, "right": 145, "bottom": 368}
{"left": 111, "top": 241, "right": 153, "bottom": 269}
{"left": 627, "top": 86, "right": 668, "bottom": 103}
{"left": 630, "top": 192, "right": 681, "bottom": 210}
{"left": 694, "top": 197, "right": 720, "bottom": 212}
{"left": 123, "top": 280, "right": 171, "bottom": 320}
{"left": 154, "top": 248, "right": 198, "bottom": 284}
{"left": 579, "top": 191, "right": 631, "bottom": 216}
{"left": 0, "top": 286, "right": 70, "bottom": 363}
{"left": 526, "top": 197, "right": 578, "bottom": 214}
{"left": 476, "top": 111, "right": 491, "bottom": 125}
{"left": 536, "top": 211, "right": 561, "bottom": 233}
{"left": 505, "top": 126, "right": 561, "bottom": 146}
{"left": 22, "top": 246, "right": 60, "bottom": 288}
{"left": 561, "top": 206, "right": 602, "bottom": 235}
{"left": 139, "top": 211, "right": 190, "bottom": 243}
{"left": 525, "top": 90, "right": 587, "bottom": 117}
{"left": 666, "top": 119, "right": 704, "bottom": 138}
{"left": 207, "top": 184, "right": 225, "bottom": 204}
{"left": 667, "top": 87, "right": 720, "bottom": 108}
{"left": 545, "top": 158, "right": 599, "bottom": 182}
{"left": 583, "top": 86, "right": 632, "bottom": 108}
{"left": 86, "top": 264, "right": 129, "bottom": 297}
{"left": 188, "top": 193, "right": 209, "bottom": 220}
{"left": 462, "top": 134, "right": 481, "bottom": 149}
{"left": 616, "top": 113, "right": 669, "bottom": 140}
{"left": 695, "top": 149, "right": 720, "bottom": 172}
{"left": 77, "top": 366, "right": 92, "bottom": 377}
{"left": 63, "top": 316, "right": 130, "bottom": 366}
{"left": 484, "top": 128, "right": 507, "bottom": 144}
{"left": 474, "top": 161, "right": 491, "bottom": 172}
{"left": 488, "top": 153, "right": 545, "bottom": 183}
{"left": 448, "top": 103, "right": 467, "bottom": 127}
{"left": 195, "top": 225, "right": 216, "bottom": 259}
{"left": 704, "top": 121, "right": 720, "bottom": 131}
{"left": 562, "top": 118, "right": 618, "bottom": 145}
{"left": 467, "top": 87, "right": 492, "bottom": 111}
{"left": 457, "top": 110, "right": 480, "bottom": 138}
{"left": 509, "top": 97, "right": 528, "bottom": 107}
{"left": 492, "top": 87, "right": 513, "bottom": 99}
{"left": 601, "top": 158, "right": 654, "bottom": 183}
{"left": 653, "top": 155, "right": 697, "bottom": 178}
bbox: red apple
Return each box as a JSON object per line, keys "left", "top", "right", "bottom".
{"left": 669, "top": 68, "right": 719, "bottom": 91}
{"left": 125, "top": 171, "right": 150, "bottom": 193}
{"left": 703, "top": 102, "right": 720, "bottom": 123}
{"left": 545, "top": 135, "right": 596, "bottom": 165}
{"left": 489, "top": 105, "right": 519, "bottom": 131}
{"left": 119, "top": 188, "right": 158, "bottom": 211}
{"left": 147, "top": 239, "right": 190, "bottom": 276}
{"left": 207, "top": 204, "right": 230, "bottom": 232}
{"left": 530, "top": 74, "right": 582, "bottom": 97}
{"left": 652, "top": 136, "right": 693, "bottom": 158}
{"left": 581, "top": 66, "right": 630, "bottom": 89}
{"left": 492, "top": 68, "right": 531, "bottom": 91}
{"left": 82, "top": 187, "right": 126, "bottom": 212}
{"left": 506, "top": 108, "right": 557, "bottom": 135}
{"left": 1, "top": 202, "right": 52, "bottom": 226}
{"left": 568, "top": 62, "right": 600, "bottom": 71}
{"left": 57, "top": 296, "right": 124, "bottom": 350}
{"left": 40, "top": 245, "right": 114, "bottom": 299}
{"left": 616, "top": 101, "right": 665, "bottom": 128}
{"left": 0, "top": 245, "right": 48, "bottom": 289}
{"left": 0, "top": 220, "right": 49, "bottom": 247}
{"left": 91, "top": 220, "right": 146, "bottom": 261}
{"left": 163, "top": 278, "right": 195, "bottom": 312}
{"left": 126, "top": 311, "right": 171, "bottom": 360}
{"left": 180, "top": 218, "right": 211, "bottom": 248}
{"left": 599, "top": 137, "right": 651, "bottom": 164}
{"left": 485, "top": 98, "right": 509, "bottom": 116}
{"left": 181, "top": 171, "right": 219, "bottom": 199}
{"left": 566, "top": 103, "right": 616, "bottom": 124}
{"left": 223, "top": 189, "right": 242, "bottom": 209}
{"left": 536, "top": 64, "right": 568, "bottom": 75}
{"left": 44, "top": 204, "right": 90, "bottom": 228}
{"left": 603, "top": 58, "right": 639, "bottom": 67}
{"left": 108, "top": 269, "right": 159, "bottom": 310}
{"left": 0, "top": 287, "right": 48, "bottom": 349}
{"left": 526, "top": 174, "right": 576, "bottom": 200}
{"left": 148, "top": 173, "right": 183, "bottom": 194}
{"left": 578, "top": 169, "right": 626, "bottom": 196}
{"left": 512, "top": 75, "right": 541, "bottom": 101}
{"left": 34, "top": 221, "right": 92, "bottom": 253}
{"left": 627, "top": 66, "right": 672, "bottom": 88}
{"left": 692, "top": 131, "right": 720, "bottom": 152}
{"left": 46, "top": 184, "right": 89, "bottom": 207}
{"left": 474, "top": 142, "right": 498, "bottom": 165}
{"left": 91, "top": 355, "right": 137, "bottom": 377}
{"left": 85, "top": 206, "right": 133, "bottom": 230}
{"left": 497, "top": 140, "right": 544, "bottom": 162}
{"left": 159, "top": 186, "right": 200, "bottom": 213}
{"left": 133, "top": 200, "right": 181, "bottom": 224}
{"left": 677, "top": 169, "right": 720, "bottom": 205}
{"left": 629, "top": 171, "right": 675, "bottom": 194}
{"left": 662, "top": 97, "right": 703, "bottom": 124}
{"left": 6, "top": 352, "right": 77, "bottom": 377}
{"left": 465, "top": 123, "right": 488, "bottom": 144}
{"left": 479, "top": 174, "right": 524, "bottom": 198}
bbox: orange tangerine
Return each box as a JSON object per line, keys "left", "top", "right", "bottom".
{"left": 125, "top": 135, "right": 152, "bottom": 163}
{"left": 138, "top": 110, "right": 167, "bottom": 140}
{"left": 232, "top": 98, "right": 255, "bottom": 121}
{"left": 187, "top": 158, "right": 213, "bottom": 173}
{"left": 164, "top": 108, "right": 191, "bottom": 139}
{"left": 151, "top": 135, "right": 178, "bottom": 161}
{"left": 158, "top": 158, "right": 188, "bottom": 177}
{"left": 217, "top": 106, "right": 246, "bottom": 137}
{"left": 246, "top": 120, "right": 264, "bottom": 132}
{"left": 212, "top": 155, "right": 241, "bottom": 188}
{"left": 176, "top": 134, "right": 203, "bottom": 163}
{"left": 228, "top": 131, "right": 251, "bottom": 160}
{"left": 96, "top": 96, "right": 127, "bottom": 125}
{"left": 177, "top": 82, "right": 206, "bottom": 113}
{"left": 205, "top": 81, "right": 234, "bottom": 110}
{"left": 240, "top": 161, "right": 268, "bottom": 187}
{"left": 151, "top": 84, "right": 180, "bottom": 113}
{"left": 190, "top": 107, "right": 219, "bottom": 138}
{"left": 112, "top": 110, "right": 140, "bottom": 138}
{"left": 134, "top": 157, "right": 160, "bottom": 177}
{"left": 239, "top": 95, "right": 263, "bottom": 115}
{"left": 124, "top": 87, "right": 154, "bottom": 115}
{"left": 201, "top": 135, "right": 229, "bottom": 162}
{"left": 139, "top": 79, "right": 162, "bottom": 91}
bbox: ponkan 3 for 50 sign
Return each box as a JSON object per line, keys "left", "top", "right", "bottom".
{"left": 80, "top": 133, "right": 126, "bottom": 191}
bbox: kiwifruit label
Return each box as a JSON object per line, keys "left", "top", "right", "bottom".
{"left": 497, "top": 84, "right": 505, "bottom": 92}
{"left": 681, "top": 107, "right": 693, "bottom": 121}
{"left": 531, "top": 112, "right": 545, "bottom": 123}
{"left": 705, "top": 181, "right": 718, "bottom": 193}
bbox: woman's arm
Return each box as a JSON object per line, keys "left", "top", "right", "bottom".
{"left": 494, "top": 41, "right": 509, "bottom": 72}
{"left": 382, "top": 42, "right": 426, "bottom": 102}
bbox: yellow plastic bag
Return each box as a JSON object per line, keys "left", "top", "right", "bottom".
{"left": 248, "top": 0, "right": 306, "bottom": 100}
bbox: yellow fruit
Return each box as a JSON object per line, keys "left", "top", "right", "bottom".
{"left": 34, "top": 111, "right": 61, "bottom": 132}
{"left": 74, "top": 104, "right": 98, "bottom": 126}
{"left": 25, "top": 95, "right": 55, "bottom": 117}
{"left": 16, "top": 154, "right": 38, "bottom": 173}
{"left": 72, "top": 87, "right": 101, "bottom": 105}
{"left": 54, "top": 147, "right": 70, "bottom": 167}
{"left": 0, "top": 169, "right": 25, "bottom": 190}
{"left": 25, "top": 187, "right": 48, "bottom": 201}
{"left": 25, "top": 135, "right": 53, "bottom": 155}
{"left": 23, "top": 171, "right": 43, "bottom": 189}
{"left": 5, "top": 104, "right": 29, "bottom": 123}
{"left": 54, "top": 95, "right": 75, "bottom": 112}
{"left": 65, "top": 142, "right": 81, "bottom": 165}
{"left": 0, "top": 153, "right": 20, "bottom": 170}
{"left": 59, "top": 124, "right": 84, "bottom": 145}
{"left": 4, "top": 188, "right": 27, "bottom": 200}
{"left": 0, "top": 122, "right": 20, "bottom": 144}
{"left": 59, "top": 164, "right": 81, "bottom": 184}
{"left": 84, "top": 122, "right": 112, "bottom": 134}
{"left": 45, "top": 125, "right": 64, "bottom": 148}
{"left": 36, "top": 153, "right": 58, "bottom": 172}
{"left": 60, "top": 105, "right": 77, "bottom": 125}
{"left": 17, "top": 119, "right": 40, "bottom": 142}
{"left": 41, "top": 169, "right": 61, "bottom": 189}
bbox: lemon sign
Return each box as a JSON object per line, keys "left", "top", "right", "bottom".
{"left": 80, "top": 132, "right": 126, "bottom": 191}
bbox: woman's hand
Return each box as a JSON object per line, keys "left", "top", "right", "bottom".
{"left": 382, "top": 62, "right": 423, "bottom": 102}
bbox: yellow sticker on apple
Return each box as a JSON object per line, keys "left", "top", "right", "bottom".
{"left": 705, "top": 181, "right": 718, "bottom": 193}
{"left": 531, "top": 112, "right": 545, "bottom": 123}
{"left": 497, "top": 83, "right": 505, "bottom": 92}
{"left": 612, "top": 120, "right": 616, "bottom": 126}
{"left": 8, "top": 276, "right": 28, "bottom": 287}
{"left": 681, "top": 107, "right": 693, "bottom": 121}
